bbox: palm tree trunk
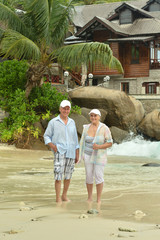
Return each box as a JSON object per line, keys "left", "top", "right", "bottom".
{"left": 25, "top": 83, "right": 34, "bottom": 98}
{"left": 25, "top": 63, "right": 47, "bottom": 98}
{"left": 81, "top": 63, "right": 87, "bottom": 86}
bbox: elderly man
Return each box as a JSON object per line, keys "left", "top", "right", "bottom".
{"left": 44, "top": 100, "right": 79, "bottom": 203}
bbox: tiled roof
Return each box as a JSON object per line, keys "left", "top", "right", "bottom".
{"left": 73, "top": 0, "right": 149, "bottom": 27}
{"left": 76, "top": 16, "right": 160, "bottom": 37}
{"left": 146, "top": 10, "right": 160, "bottom": 19}
{"left": 76, "top": 16, "right": 129, "bottom": 37}
{"left": 114, "top": 2, "right": 153, "bottom": 17}
{"left": 121, "top": 18, "right": 160, "bottom": 35}
{"left": 73, "top": 0, "right": 160, "bottom": 38}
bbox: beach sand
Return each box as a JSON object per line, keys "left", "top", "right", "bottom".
{"left": 1, "top": 204, "right": 160, "bottom": 240}
{"left": 0, "top": 145, "right": 160, "bottom": 240}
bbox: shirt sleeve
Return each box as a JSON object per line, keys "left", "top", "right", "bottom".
{"left": 79, "top": 126, "right": 86, "bottom": 162}
{"left": 104, "top": 126, "right": 113, "bottom": 143}
{"left": 43, "top": 120, "right": 54, "bottom": 145}
{"left": 74, "top": 121, "right": 79, "bottom": 149}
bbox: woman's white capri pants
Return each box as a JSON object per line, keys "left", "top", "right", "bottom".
{"left": 84, "top": 154, "right": 105, "bottom": 185}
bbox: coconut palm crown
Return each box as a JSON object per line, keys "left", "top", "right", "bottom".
{"left": 0, "top": 0, "right": 123, "bottom": 97}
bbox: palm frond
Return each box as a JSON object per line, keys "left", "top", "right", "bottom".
{"left": 53, "top": 42, "right": 120, "bottom": 71}
{"left": 49, "top": 0, "right": 74, "bottom": 47}
{"left": 0, "top": 3, "right": 29, "bottom": 36}
{"left": 0, "top": 27, "right": 4, "bottom": 40}
{"left": 0, "top": 29, "right": 41, "bottom": 61}
{"left": 109, "top": 56, "right": 124, "bottom": 74}
{"left": 48, "top": 0, "right": 54, "bottom": 14}
{"left": 25, "top": 0, "right": 50, "bottom": 41}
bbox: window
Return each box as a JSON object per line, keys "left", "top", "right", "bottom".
{"left": 131, "top": 45, "right": 139, "bottom": 64}
{"left": 120, "top": 9, "right": 132, "bottom": 24}
{"left": 142, "top": 82, "right": 159, "bottom": 94}
{"left": 146, "top": 83, "right": 156, "bottom": 94}
{"left": 121, "top": 82, "right": 129, "bottom": 94}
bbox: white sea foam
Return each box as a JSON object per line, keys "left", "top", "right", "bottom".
{"left": 108, "top": 135, "right": 160, "bottom": 160}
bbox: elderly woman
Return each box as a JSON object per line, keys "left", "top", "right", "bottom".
{"left": 79, "top": 109, "right": 113, "bottom": 203}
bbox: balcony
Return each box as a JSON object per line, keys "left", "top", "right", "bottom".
{"left": 150, "top": 59, "right": 160, "bottom": 69}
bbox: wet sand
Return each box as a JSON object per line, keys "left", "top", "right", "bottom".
{"left": 0, "top": 144, "right": 160, "bottom": 239}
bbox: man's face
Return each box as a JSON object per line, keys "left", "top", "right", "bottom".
{"left": 59, "top": 106, "right": 70, "bottom": 117}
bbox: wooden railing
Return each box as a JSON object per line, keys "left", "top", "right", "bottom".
{"left": 70, "top": 72, "right": 82, "bottom": 86}
{"left": 44, "top": 74, "right": 60, "bottom": 83}
{"left": 150, "top": 59, "right": 160, "bottom": 69}
{"left": 44, "top": 72, "right": 82, "bottom": 86}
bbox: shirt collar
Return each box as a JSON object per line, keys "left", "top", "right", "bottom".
{"left": 56, "top": 115, "right": 72, "bottom": 125}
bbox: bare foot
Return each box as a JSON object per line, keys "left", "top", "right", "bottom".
{"left": 96, "top": 202, "right": 101, "bottom": 215}
{"left": 87, "top": 198, "right": 93, "bottom": 203}
{"left": 56, "top": 197, "right": 62, "bottom": 203}
{"left": 61, "top": 196, "right": 71, "bottom": 202}
{"left": 87, "top": 200, "right": 93, "bottom": 211}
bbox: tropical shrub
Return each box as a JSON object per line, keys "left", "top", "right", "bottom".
{"left": 29, "top": 83, "right": 81, "bottom": 117}
{"left": 0, "top": 59, "right": 28, "bottom": 99}
{"left": 0, "top": 59, "right": 81, "bottom": 147}
{"left": 29, "top": 83, "right": 68, "bottom": 113}
{"left": 0, "top": 74, "right": 81, "bottom": 146}
{"left": 0, "top": 89, "right": 40, "bottom": 145}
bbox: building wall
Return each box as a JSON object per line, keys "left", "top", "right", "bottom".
{"left": 92, "top": 42, "right": 121, "bottom": 75}
{"left": 86, "top": 30, "right": 159, "bottom": 94}
{"left": 93, "top": 30, "right": 117, "bottom": 42}
{"left": 92, "top": 30, "right": 121, "bottom": 75}
{"left": 92, "top": 64, "right": 120, "bottom": 75}
{"left": 131, "top": 95, "right": 160, "bottom": 114}
{"left": 92, "top": 34, "right": 150, "bottom": 78}
{"left": 108, "top": 77, "right": 137, "bottom": 94}
{"left": 108, "top": 69, "right": 160, "bottom": 94}
{"left": 137, "top": 69, "right": 160, "bottom": 94}
{"left": 110, "top": 42, "right": 119, "bottom": 59}
{"left": 121, "top": 42, "right": 150, "bottom": 78}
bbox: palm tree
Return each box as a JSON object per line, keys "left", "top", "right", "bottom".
{"left": 0, "top": 0, "right": 123, "bottom": 97}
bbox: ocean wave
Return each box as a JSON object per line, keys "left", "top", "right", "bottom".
{"left": 108, "top": 135, "right": 160, "bottom": 160}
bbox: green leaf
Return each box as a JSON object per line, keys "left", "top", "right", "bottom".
{"left": 25, "top": 0, "right": 50, "bottom": 40}
{"left": 0, "top": 2, "right": 29, "bottom": 36}
{"left": 109, "top": 56, "right": 124, "bottom": 74}
{"left": 50, "top": 0, "right": 74, "bottom": 47}
{"left": 0, "top": 30, "right": 41, "bottom": 60}
{"left": 53, "top": 41, "right": 121, "bottom": 71}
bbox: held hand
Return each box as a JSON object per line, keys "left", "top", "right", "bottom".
{"left": 75, "top": 149, "right": 79, "bottom": 164}
{"left": 48, "top": 143, "right": 57, "bottom": 153}
{"left": 75, "top": 157, "right": 79, "bottom": 164}
{"left": 93, "top": 143, "right": 100, "bottom": 150}
{"left": 52, "top": 145, "right": 57, "bottom": 153}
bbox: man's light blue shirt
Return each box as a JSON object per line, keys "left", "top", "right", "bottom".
{"left": 44, "top": 115, "right": 79, "bottom": 159}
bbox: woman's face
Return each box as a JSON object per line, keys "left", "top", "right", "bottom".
{"left": 90, "top": 113, "right": 100, "bottom": 124}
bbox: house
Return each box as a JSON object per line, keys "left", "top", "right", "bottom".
{"left": 66, "top": 0, "right": 160, "bottom": 95}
